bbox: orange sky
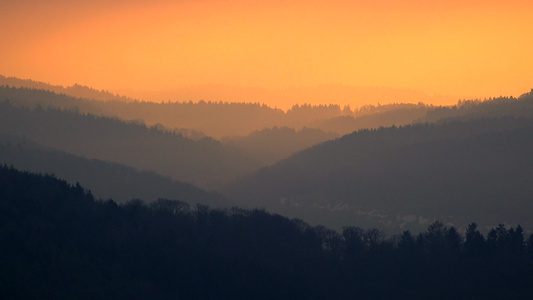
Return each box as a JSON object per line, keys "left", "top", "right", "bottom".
{"left": 1, "top": 0, "right": 532, "bottom": 108}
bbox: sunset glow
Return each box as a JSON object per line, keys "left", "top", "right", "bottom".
{"left": 2, "top": 0, "right": 532, "bottom": 108}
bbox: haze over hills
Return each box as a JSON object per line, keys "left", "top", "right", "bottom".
{"left": 0, "top": 85, "right": 340, "bottom": 174}
{"left": 310, "top": 103, "right": 430, "bottom": 135}
{"left": 0, "top": 100, "right": 258, "bottom": 189}
{"left": 119, "top": 84, "right": 457, "bottom": 110}
{"left": 0, "top": 81, "right": 442, "bottom": 170}
{"left": 0, "top": 134, "right": 228, "bottom": 207}
{"left": 4, "top": 75, "right": 530, "bottom": 141}
{"left": 2, "top": 76, "right": 533, "bottom": 234}
{"left": 0, "top": 82, "right": 436, "bottom": 163}
{"left": 0, "top": 74, "right": 132, "bottom": 102}
{"left": 225, "top": 92, "right": 533, "bottom": 232}
{"left": 1, "top": 81, "right": 433, "bottom": 139}
{"left": 4, "top": 0, "right": 533, "bottom": 297}
{"left": 222, "top": 127, "right": 339, "bottom": 167}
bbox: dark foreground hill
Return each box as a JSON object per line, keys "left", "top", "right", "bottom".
{"left": 0, "top": 135, "right": 228, "bottom": 207}
{"left": 1, "top": 166, "right": 533, "bottom": 299}
{"left": 225, "top": 117, "right": 533, "bottom": 233}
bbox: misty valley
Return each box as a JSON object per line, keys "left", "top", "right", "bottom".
{"left": 1, "top": 76, "right": 533, "bottom": 299}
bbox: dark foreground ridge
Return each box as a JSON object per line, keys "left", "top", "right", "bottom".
{"left": 1, "top": 165, "right": 533, "bottom": 299}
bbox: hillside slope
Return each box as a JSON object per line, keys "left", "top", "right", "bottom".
{"left": 222, "top": 126, "right": 339, "bottom": 166}
{"left": 225, "top": 117, "right": 533, "bottom": 232}
{"left": 0, "top": 135, "right": 228, "bottom": 206}
{"left": 0, "top": 101, "right": 258, "bottom": 188}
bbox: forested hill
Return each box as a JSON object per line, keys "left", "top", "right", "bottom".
{"left": 0, "top": 101, "right": 258, "bottom": 188}
{"left": 2, "top": 83, "right": 532, "bottom": 140}
{"left": 0, "top": 84, "right": 431, "bottom": 139}
{"left": 222, "top": 126, "right": 339, "bottom": 166}
{"left": 225, "top": 117, "right": 533, "bottom": 233}
{"left": 1, "top": 165, "right": 533, "bottom": 299}
{"left": 0, "top": 85, "right": 330, "bottom": 138}
{"left": 0, "top": 74, "right": 132, "bottom": 102}
{"left": 0, "top": 135, "right": 228, "bottom": 206}
{"left": 425, "top": 90, "right": 533, "bottom": 122}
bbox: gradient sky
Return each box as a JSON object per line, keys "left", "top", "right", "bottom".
{"left": 1, "top": 0, "right": 532, "bottom": 107}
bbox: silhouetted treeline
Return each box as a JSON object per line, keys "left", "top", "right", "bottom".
{"left": 226, "top": 117, "right": 533, "bottom": 233}
{"left": 1, "top": 165, "right": 533, "bottom": 299}
{"left": 425, "top": 90, "right": 533, "bottom": 122}
{"left": 309, "top": 91, "right": 533, "bottom": 135}
{"left": 311, "top": 103, "right": 429, "bottom": 135}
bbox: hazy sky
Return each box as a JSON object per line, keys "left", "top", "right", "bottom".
{"left": 2, "top": 0, "right": 532, "bottom": 107}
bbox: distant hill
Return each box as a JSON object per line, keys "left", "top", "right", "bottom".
{"left": 424, "top": 90, "right": 533, "bottom": 122}
{"left": 310, "top": 104, "right": 429, "bottom": 135}
{"left": 222, "top": 126, "right": 339, "bottom": 166}
{"left": 2, "top": 77, "right": 532, "bottom": 140}
{"left": 0, "top": 135, "right": 228, "bottom": 207}
{"left": 0, "top": 86, "right": 338, "bottom": 171}
{"left": 310, "top": 92, "right": 533, "bottom": 135}
{"left": 125, "top": 84, "right": 455, "bottom": 111}
{"left": 0, "top": 74, "right": 132, "bottom": 102}
{"left": 225, "top": 117, "right": 533, "bottom": 233}
{"left": 0, "top": 100, "right": 258, "bottom": 188}
{"left": 0, "top": 84, "right": 431, "bottom": 139}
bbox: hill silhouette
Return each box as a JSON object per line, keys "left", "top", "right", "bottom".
{"left": 2, "top": 165, "right": 532, "bottom": 299}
